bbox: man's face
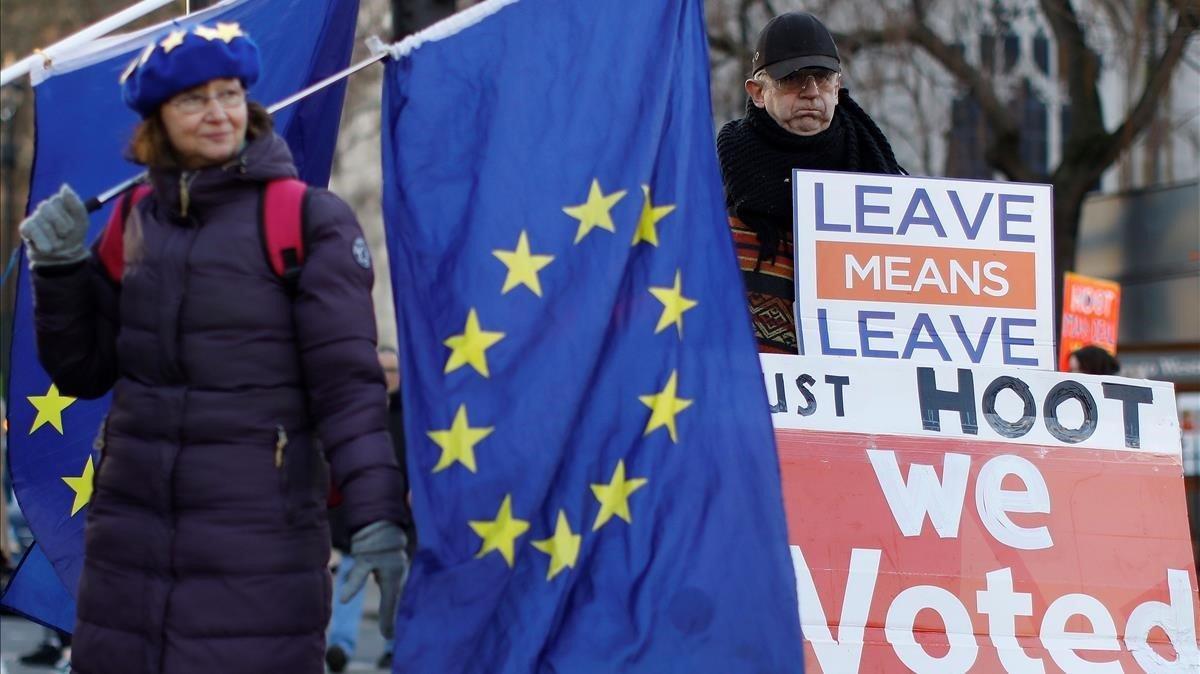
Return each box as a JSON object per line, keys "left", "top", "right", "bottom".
{"left": 746, "top": 68, "right": 839, "bottom": 136}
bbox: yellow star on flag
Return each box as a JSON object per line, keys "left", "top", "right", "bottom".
{"left": 639, "top": 370, "right": 693, "bottom": 443}
{"left": 590, "top": 460, "right": 648, "bottom": 531}
{"left": 531, "top": 510, "right": 582, "bottom": 580}
{"left": 27, "top": 384, "right": 76, "bottom": 435}
{"left": 469, "top": 494, "right": 530, "bottom": 567}
{"left": 630, "top": 185, "right": 676, "bottom": 247}
{"left": 159, "top": 30, "right": 187, "bottom": 53}
{"left": 62, "top": 456, "right": 95, "bottom": 517}
{"left": 427, "top": 404, "right": 494, "bottom": 473}
{"left": 444, "top": 308, "right": 505, "bottom": 378}
{"left": 649, "top": 270, "right": 699, "bottom": 338}
{"left": 196, "top": 22, "right": 243, "bottom": 43}
{"left": 493, "top": 231, "right": 554, "bottom": 296}
{"left": 563, "top": 179, "right": 626, "bottom": 244}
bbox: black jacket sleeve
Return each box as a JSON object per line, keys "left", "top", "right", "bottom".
{"left": 30, "top": 249, "right": 120, "bottom": 399}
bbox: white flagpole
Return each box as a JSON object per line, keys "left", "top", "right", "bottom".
{"left": 265, "top": 51, "right": 387, "bottom": 116}
{"left": 1, "top": 0, "right": 178, "bottom": 87}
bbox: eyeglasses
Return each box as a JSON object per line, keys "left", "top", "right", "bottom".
{"left": 774, "top": 69, "right": 840, "bottom": 94}
{"left": 169, "top": 88, "right": 246, "bottom": 114}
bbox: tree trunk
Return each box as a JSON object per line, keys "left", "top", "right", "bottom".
{"left": 391, "top": 0, "right": 457, "bottom": 41}
{"left": 1051, "top": 186, "right": 1085, "bottom": 335}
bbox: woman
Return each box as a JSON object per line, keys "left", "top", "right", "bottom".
{"left": 19, "top": 24, "right": 408, "bottom": 674}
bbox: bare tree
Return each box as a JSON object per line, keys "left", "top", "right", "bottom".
{"left": 707, "top": 0, "right": 1199, "bottom": 295}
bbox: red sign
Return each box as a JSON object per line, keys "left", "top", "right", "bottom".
{"left": 1059, "top": 272, "right": 1121, "bottom": 371}
{"left": 763, "top": 354, "right": 1198, "bottom": 673}
{"left": 779, "top": 432, "right": 1198, "bottom": 673}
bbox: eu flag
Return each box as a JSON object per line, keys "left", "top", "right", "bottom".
{"left": 381, "top": 1, "right": 803, "bottom": 671}
{"left": 2, "top": 0, "right": 360, "bottom": 627}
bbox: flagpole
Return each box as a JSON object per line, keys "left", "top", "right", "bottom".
{"left": 0, "top": 0, "right": 178, "bottom": 88}
{"left": 85, "top": 46, "right": 391, "bottom": 212}
{"left": 264, "top": 51, "right": 387, "bottom": 117}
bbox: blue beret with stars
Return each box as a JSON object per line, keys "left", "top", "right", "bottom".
{"left": 120, "top": 22, "right": 260, "bottom": 117}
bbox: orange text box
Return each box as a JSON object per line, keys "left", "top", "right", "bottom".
{"left": 815, "top": 241, "right": 1037, "bottom": 309}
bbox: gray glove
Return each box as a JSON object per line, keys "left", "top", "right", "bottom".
{"left": 340, "top": 520, "right": 410, "bottom": 640}
{"left": 19, "top": 185, "right": 90, "bottom": 267}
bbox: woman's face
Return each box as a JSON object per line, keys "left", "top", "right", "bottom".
{"left": 159, "top": 78, "right": 248, "bottom": 169}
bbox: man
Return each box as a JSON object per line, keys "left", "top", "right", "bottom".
{"left": 718, "top": 11, "right": 905, "bottom": 353}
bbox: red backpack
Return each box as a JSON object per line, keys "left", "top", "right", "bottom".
{"left": 96, "top": 178, "right": 308, "bottom": 287}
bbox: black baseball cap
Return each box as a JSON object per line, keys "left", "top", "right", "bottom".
{"left": 751, "top": 12, "right": 841, "bottom": 79}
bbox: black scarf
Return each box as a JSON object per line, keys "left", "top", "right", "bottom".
{"left": 717, "top": 89, "right": 904, "bottom": 260}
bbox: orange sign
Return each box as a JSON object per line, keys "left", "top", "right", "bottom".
{"left": 1059, "top": 272, "right": 1121, "bottom": 371}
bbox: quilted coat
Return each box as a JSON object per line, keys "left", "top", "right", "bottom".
{"left": 30, "top": 132, "right": 406, "bottom": 674}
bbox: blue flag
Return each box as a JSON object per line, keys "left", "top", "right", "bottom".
{"left": 0, "top": 544, "right": 76, "bottom": 633}
{"left": 381, "top": 1, "right": 803, "bottom": 671}
{"left": 1, "top": 0, "right": 360, "bottom": 628}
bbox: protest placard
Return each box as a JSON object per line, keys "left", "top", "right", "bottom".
{"left": 764, "top": 353, "right": 1198, "bottom": 673}
{"left": 792, "top": 172, "right": 1056, "bottom": 369}
{"left": 1059, "top": 271, "right": 1121, "bottom": 370}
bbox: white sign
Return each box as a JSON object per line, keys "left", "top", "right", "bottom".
{"left": 792, "top": 171, "right": 1056, "bottom": 369}
{"left": 762, "top": 354, "right": 1181, "bottom": 454}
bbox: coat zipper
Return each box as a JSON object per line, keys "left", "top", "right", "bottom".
{"left": 275, "top": 424, "right": 296, "bottom": 524}
{"left": 275, "top": 425, "right": 288, "bottom": 468}
{"left": 178, "top": 172, "right": 198, "bottom": 218}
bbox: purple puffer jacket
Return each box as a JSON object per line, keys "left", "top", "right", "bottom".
{"left": 30, "top": 132, "right": 406, "bottom": 674}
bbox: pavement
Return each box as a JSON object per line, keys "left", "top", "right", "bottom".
{"left": 1, "top": 579, "right": 392, "bottom": 673}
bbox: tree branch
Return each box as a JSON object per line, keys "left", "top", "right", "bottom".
{"left": 1094, "top": 8, "right": 1200, "bottom": 172}
{"left": 707, "top": 29, "right": 739, "bottom": 57}
{"left": 1038, "top": 0, "right": 1104, "bottom": 147}
{"left": 831, "top": 28, "right": 896, "bottom": 55}
{"left": 1167, "top": 0, "right": 1200, "bottom": 18}
{"left": 1094, "top": 0, "right": 1133, "bottom": 35}
{"left": 910, "top": 0, "right": 928, "bottom": 22}
{"left": 905, "top": 23, "right": 1036, "bottom": 182}
{"left": 836, "top": 18, "right": 1035, "bottom": 182}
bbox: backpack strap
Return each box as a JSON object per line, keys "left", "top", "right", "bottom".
{"left": 258, "top": 177, "right": 339, "bottom": 505}
{"left": 260, "top": 178, "right": 308, "bottom": 292}
{"left": 96, "top": 184, "right": 152, "bottom": 283}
